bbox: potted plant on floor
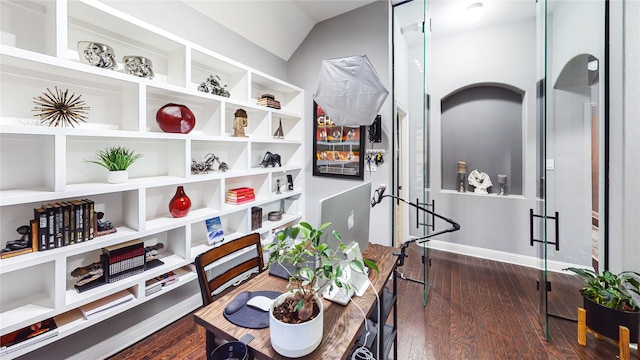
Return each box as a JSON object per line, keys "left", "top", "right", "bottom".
{"left": 263, "top": 221, "right": 378, "bottom": 358}
{"left": 564, "top": 267, "right": 640, "bottom": 342}
{"left": 87, "top": 146, "right": 142, "bottom": 183}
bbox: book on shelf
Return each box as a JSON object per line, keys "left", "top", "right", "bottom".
{"left": 63, "top": 201, "right": 77, "bottom": 245}
{"left": 69, "top": 200, "right": 84, "bottom": 243}
{"left": 0, "top": 317, "right": 58, "bottom": 355}
{"left": 59, "top": 202, "right": 71, "bottom": 247}
{"left": 102, "top": 240, "right": 145, "bottom": 283}
{"left": 226, "top": 187, "right": 255, "bottom": 196}
{"left": 43, "top": 204, "right": 56, "bottom": 249}
{"left": 205, "top": 216, "right": 224, "bottom": 246}
{"left": 53, "top": 203, "right": 63, "bottom": 248}
{"left": 34, "top": 207, "right": 48, "bottom": 251}
{"left": 79, "top": 290, "right": 134, "bottom": 320}
{"left": 145, "top": 277, "right": 163, "bottom": 296}
{"left": 156, "top": 270, "right": 179, "bottom": 287}
{"left": 251, "top": 206, "right": 262, "bottom": 230}
{"left": 83, "top": 199, "right": 95, "bottom": 241}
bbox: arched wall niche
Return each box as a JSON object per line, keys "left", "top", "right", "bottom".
{"left": 441, "top": 83, "right": 524, "bottom": 195}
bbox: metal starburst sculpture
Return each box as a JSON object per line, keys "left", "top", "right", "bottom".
{"left": 32, "top": 87, "right": 90, "bottom": 127}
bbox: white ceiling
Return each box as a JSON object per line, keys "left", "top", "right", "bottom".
{"left": 181, "top": 0, "right": 378, "bottom": 61}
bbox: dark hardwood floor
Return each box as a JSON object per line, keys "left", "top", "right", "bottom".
{"left": 110, "top": 245, "right": 631, "bottom": 360}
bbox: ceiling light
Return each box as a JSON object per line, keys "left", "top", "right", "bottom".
{"left": 466, "top": 2, "right": 484, "bottom": 21}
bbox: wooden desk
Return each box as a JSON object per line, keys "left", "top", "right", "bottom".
{"left": 193, "top": 243, "right": 398, "bottom": 360}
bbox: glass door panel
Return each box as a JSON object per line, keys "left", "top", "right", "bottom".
{"left": 540, "top": 0, "right": 606, "bottom": 326}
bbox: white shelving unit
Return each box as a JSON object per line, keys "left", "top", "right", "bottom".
{"left": 0, "top": 1, "right": 305, "bottom": 358}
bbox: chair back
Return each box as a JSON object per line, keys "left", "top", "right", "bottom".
{"left": 194, "top": 233, "right": 264, "bottom": 306}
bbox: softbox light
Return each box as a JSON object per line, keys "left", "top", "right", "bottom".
{"left": 313, "top": 55, "right": 388, "bottom": 127}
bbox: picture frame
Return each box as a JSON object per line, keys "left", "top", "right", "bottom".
{"left": 313, "top": 101, "right": 365, "bottom": 180}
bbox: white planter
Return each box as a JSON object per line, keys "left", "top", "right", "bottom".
{"left": 269, "top": 293, "right": 323, "bottom": 358}
{"left": 107, "top": 170, "right": 128, "bottom": 184}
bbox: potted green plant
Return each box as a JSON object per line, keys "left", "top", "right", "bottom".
{"left": 86, "top": 146, "right": 142, "bottom": 183}
{"left": 263, "top": 221, "right": 378, "bottom": 358}
{"left": 564, "top": 267, "right": 640, "bottom": 341}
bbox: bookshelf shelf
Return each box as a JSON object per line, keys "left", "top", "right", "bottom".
{"left": 0, "top": 0, "right": 305, "bottom": 358}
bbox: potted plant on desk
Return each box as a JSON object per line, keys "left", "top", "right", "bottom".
{"left": 564, "top": 267, "right": 640, "bottom": 346}
{"left": 263, "top": 221, "right": 377, "bottom": 358}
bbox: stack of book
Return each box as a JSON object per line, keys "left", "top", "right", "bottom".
{"left": 155, "top": 270, "right": 179, "bottom": 287}
{"left": 257, "top": 93, "right": 281, "bottom": 109}
{"left": 0, "top": 318, "right": 58, "bottom": 355}
{"left": 226, "top": 187, "right": 255, "bottom": 204}
{"left": 33, "top": 199, "right": 95, "bottom": 251}
{"left": 101, "top": 240, "right": 145, "bottom": 283}
{"left": 79, "top": 290, "right": 134, "bottom": 320}
{"left": 145, "top": 277, "right": 163, "bottom": 296}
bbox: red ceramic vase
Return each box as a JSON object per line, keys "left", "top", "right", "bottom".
{"left": 156, "top": 103, "right": 196, "bottom": 134}
{"left": 169, "top": 186, "right": 191, "bottom": 218}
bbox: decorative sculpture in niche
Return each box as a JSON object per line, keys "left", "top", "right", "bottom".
{"left": 259, "top": 151, "right": 281, "bottom": 167}
{"left": 156, "top": 103, "right": 196, "bottom": 134}
{"left": 32, "top": 87, "right": 90, "bottom": 128}
{"left": 95, "top": 211, "right": 117, "bottom": 237}
{"left": 498, "top": 174, "right": 508, "bottom": 196}
{"left": 122, "top": 56, "right": 154, "bottom": 79}
{"left": 468, "top": 169, "right": 493, "bottom": 194}
{"left": 457, "top": 161, "right": 467, "bottom": 192}
{"left": 145, "top": 243, "right": 165, "bottom": 262}
{"left": 233, "top": 109, "right": 248, "bottom": 137}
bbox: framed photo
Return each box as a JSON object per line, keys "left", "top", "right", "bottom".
{"left": 313, "top": 102, "right": 365, "bottom": 180}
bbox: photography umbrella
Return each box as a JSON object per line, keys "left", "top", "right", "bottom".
{"left": 313, "top": 55, "right": 388, "bottom": 127}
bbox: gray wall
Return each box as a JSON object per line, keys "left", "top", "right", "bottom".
{"left": 609, "top": 0, "right": 640, "bottom": 273}
{"left": 287, "top": 1, "right": 392, "bottom": 246}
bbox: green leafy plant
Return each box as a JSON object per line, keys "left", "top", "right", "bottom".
{"left": 264, "top": 221, "right": 378, "bottom": 323}
{"left": 564, "top": 267, "right": 640, "bottom": 311}
{"left": 87, "top": 146, "right": 142, "bottom": 171}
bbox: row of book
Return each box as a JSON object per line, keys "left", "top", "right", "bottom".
{"left": 226, "top": 187, "right": 255, "bottom": 204}
{"left": 34, "top": 199, "right": 95, "bottom": 251}
{"left": 0, "top": 318, "right": 58, "bottom": 355}
{"left": 101, "top": 240, "right": 145, "bottom": 284}
{"left": 145, "top": 270, "right": 179, "bottom": 296}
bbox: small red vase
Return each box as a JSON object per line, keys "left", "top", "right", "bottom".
{"left": 169, "top": 186, "right": 191, "bottom": 218}
{"left": 156, "top": 103, "right": 196, "bottom": 134}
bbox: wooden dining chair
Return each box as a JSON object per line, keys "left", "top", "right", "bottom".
{"left": 194, "top": 232, "right": 264, "bottom": 306}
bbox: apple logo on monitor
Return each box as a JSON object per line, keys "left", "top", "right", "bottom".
{"left": 347, "top": 209, "right": 355, "bottom": 229}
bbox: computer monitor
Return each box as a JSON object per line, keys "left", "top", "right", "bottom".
{"left": 318, "top": 182, "right": 371, "bottom": 255}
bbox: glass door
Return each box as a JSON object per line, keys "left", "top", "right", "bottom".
{"left": 392, "top": 0, "right": 431, "bottom": 303}
{"left": 538, "top": 0, "right": 607, "bottom": 334}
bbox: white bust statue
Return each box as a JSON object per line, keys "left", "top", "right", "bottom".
{"left": 468, "top": 169, "right": 492, "bottom": 194}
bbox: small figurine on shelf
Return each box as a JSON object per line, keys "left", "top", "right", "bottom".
{"left": 191, "top": 153, "right": 229, "bottom": 174}
{"left": 1, "top": 225, "right": 32, "bottom": 256}
{"left": 276, "top": 179, "right": 282, "bottom": 194}
{"left": 197, "top": 75, "right": 230, "bottom": 97}
{"left": 95, "top": 211, "right": 117, "bottom": 237}
{"left": 259, "top": 151, "right": 281, "bottom": 167}
{"left": 273, "top": 118, "right": 285, "bottom": 139}
{"left": 233, "top": 109, "right": 248, "bottom": 137}
{"left": 71, "top": 262, "right": 105, "bottom": 290}
{"left": 145, "top": 243, "right": 165, "bottom": 262}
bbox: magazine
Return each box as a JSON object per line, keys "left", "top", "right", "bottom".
{"left": 0, "top": 318, "right": 58, "bottom": 354}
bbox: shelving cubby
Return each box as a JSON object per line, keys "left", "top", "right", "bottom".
{"left": 0, "top": 0, "right": 305, "bottom": 357}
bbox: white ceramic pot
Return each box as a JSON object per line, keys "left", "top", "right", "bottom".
{"left": 107, "top": 170, "right": 129, "bottom": 184}
{"left": 269, "top": 292, "right": 323, "bottom": 358}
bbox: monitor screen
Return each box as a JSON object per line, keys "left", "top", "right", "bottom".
{"left": 318, "top": 182, "right": 371, "bottom": 254}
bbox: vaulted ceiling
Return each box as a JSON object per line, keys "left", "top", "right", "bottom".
{"left": 181, "top": 0, "right": 378, "bottom": 61}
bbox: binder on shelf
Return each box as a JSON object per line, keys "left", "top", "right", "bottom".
{"left": 79, "top": 290, "right": 135, "bottom": 320}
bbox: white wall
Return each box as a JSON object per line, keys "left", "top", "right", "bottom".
{"left": 287, "top": 1, "right": 393, "bottom": 246}
{"left": 101, "top": 0, "right": 288, "bottom": 80}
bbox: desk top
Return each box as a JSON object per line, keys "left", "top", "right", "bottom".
{"left": 193, "top": 243, "right": 398, "bottom": 360}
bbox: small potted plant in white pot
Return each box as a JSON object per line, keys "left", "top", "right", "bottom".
{"left": 87, "top": 146, "right": 142, "bottom": 183}
{"left": 263, "top": 221, "right": 377, "bottom": 358}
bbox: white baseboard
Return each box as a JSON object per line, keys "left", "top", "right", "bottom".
{"left": 425, "top": 240, "right": 584, "bottom": 274}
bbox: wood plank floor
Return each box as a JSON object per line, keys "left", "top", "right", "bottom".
{"left": 110, "top": 245, "right": 631, "bottom": 359}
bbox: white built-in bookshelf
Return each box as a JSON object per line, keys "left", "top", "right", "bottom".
{"left": 0, "top": 0, "right": 304, "bottom": 358}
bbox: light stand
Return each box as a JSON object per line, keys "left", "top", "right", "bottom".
{"left": 371, "top": 185, "right": 461, "bottom": 303}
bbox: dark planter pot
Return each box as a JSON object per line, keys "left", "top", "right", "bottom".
{"left": 583, "top": 295, "right": 640, "bottom": 342}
